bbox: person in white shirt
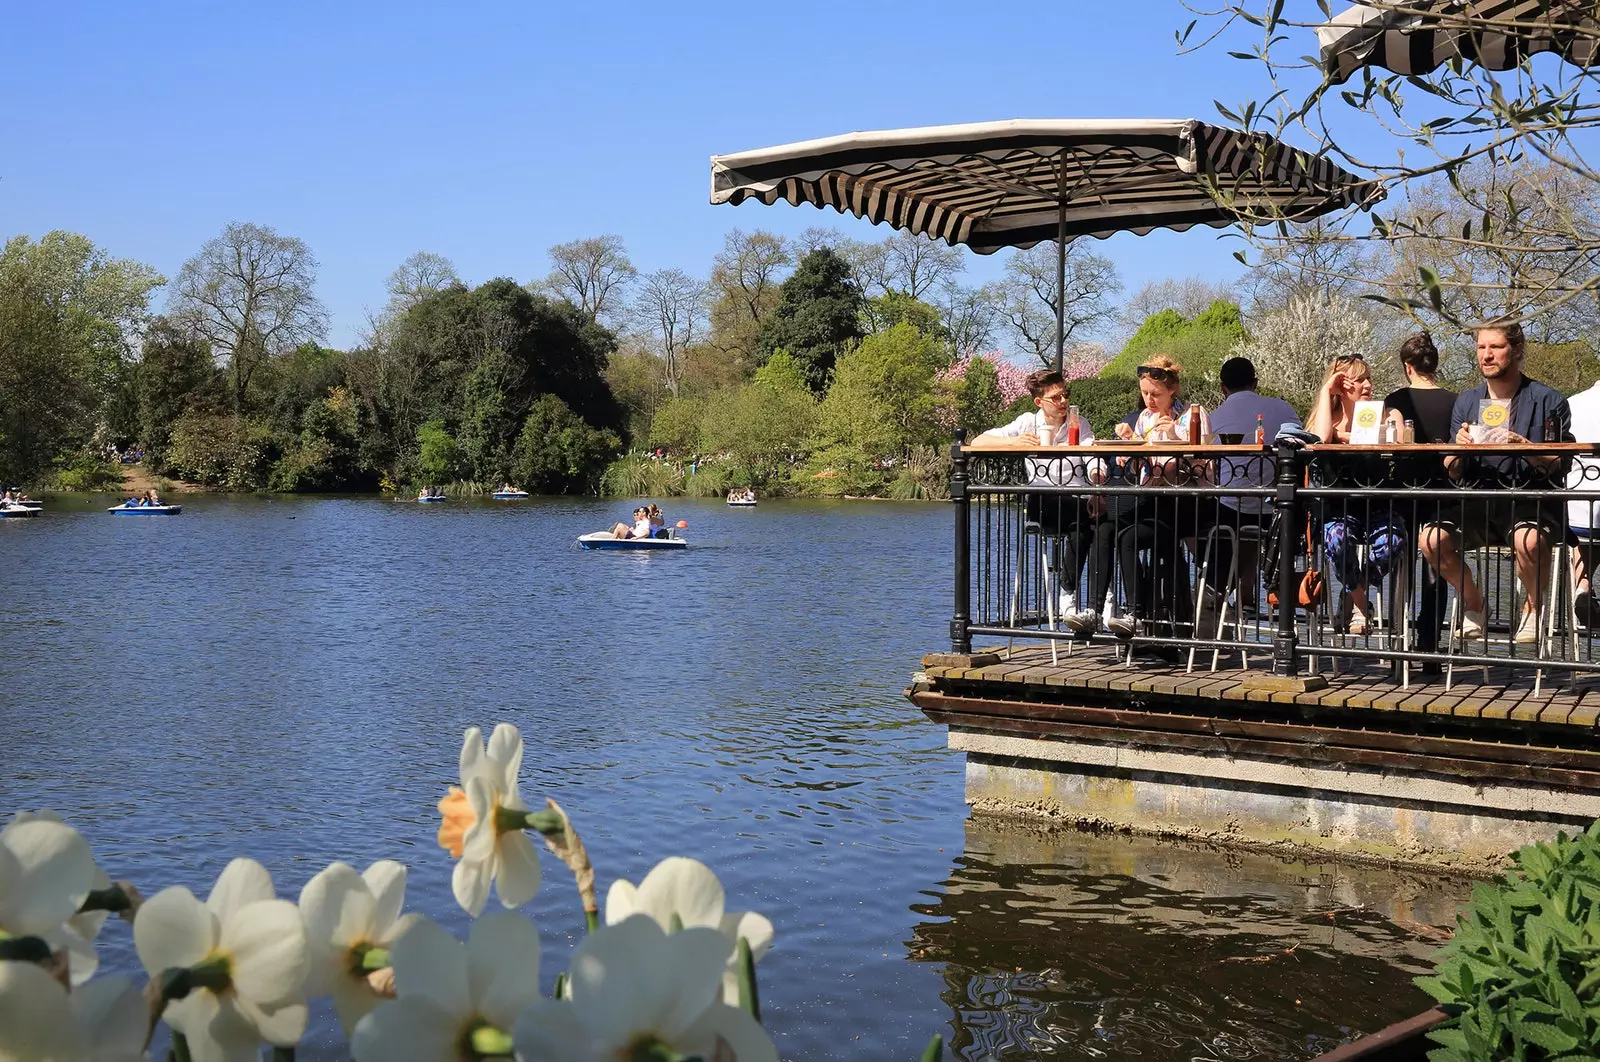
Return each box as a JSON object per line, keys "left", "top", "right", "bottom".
{"left": 970, "top": 369, "right": 1098, "bottom": 618}
{"left": 1567, "top": 379, "right": 1600, "bottom": 624}
{"left": 1205, "top": 357, "right": 1302, "bottom": 605}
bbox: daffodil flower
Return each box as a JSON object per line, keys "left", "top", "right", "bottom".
{"left": 513, "top": 914, "right": 778, "bottom": 1062}
{"left": 6, "top": 811, "right": 114, "bottom": 987}
{"left": 133, "top": 858, "right": 309, "bottom": 1062}
{"left": 299, "top": 860, "right": 420, "bottom": 1038}
{"left": 350, "top": 911, "right": 540, "bottom": 1062}
{"left": 0, "top": 816, "right": 98, "bottom": 987}
{"left": 606, "top": 856, "right": 774, "bottom": 1007}
{"left": 437, "top": 724, "right": 541, "bottom": 917}
{"left": 0, "top": 963, "right": 146, "bottom": 1062}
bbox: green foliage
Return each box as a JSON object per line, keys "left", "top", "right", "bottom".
{"left": 508, "top": 394, "right": 619, "bottom": 494}
{"left": 648, "top": 397, "right": 705, "bottom": 456}
{"left": 415, "top": 419, "right": 463, "bottom": 484}
{"left": 1101, "top": 300, "right": 1246, "bottom": 411}
{"left": 1418, "top": 821, "right": 1600, "bottom": 1061}
{"left": 955, "top": 356, "right": 1003, "bottom": 438}
{"left": 138, "top": 318, "right": 217, "bottom": 470}
{"left": 46, "top": 449, "right": 124, "bottom": 492}
{"left": 598, "top": 452, "right": 685, "bottom": 497}
{"left": 457, "top": 348, "right": 521, "bottom": 483}
{"left": 887, "top": 446, "right": 952, "bottom": 500}
{"left": 1524, "top": 342, "right": 1600, "bottom": 396}
{"left": 816, "top": 323, "right": 945, "bottom": 464}
{"left": 754, "top": 248, "right": 865, "bottom": 392}
{"left": 166, "top": 413, "right": 277, "bottom": 490}
{"left": 698, "top": 356, "right": 817, "bottom": 481}
{"left": 268, "top": 387, "right": 367, "bottom": 492}
{"left": 864, "top": 291, "right": 950, "bottom": 347}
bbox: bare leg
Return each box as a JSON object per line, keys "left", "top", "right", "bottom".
{"left": 1420, "top": 524, "right": 1483, "bottom": 614}
{"left": 611, "top": 523, "right": 632, "bottom": 539}
{"left": 1512, "top": 526, "right": 1553, "bottom": 617}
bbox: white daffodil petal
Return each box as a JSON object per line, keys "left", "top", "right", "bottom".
{"left": 486, "top": 722, "right": 523, "bottom": 783}
{"left": 1, "top": 818, "right": 97, "bottom": 935}
{"left": 651, "top": 926, "right": 739, "bottom": 1039}
{"left": 352, "top": 996, "right": 462, "bottom": 1062}
{"left": 330, "top": 977, "right": 382, "bottom": 1040}
{"left": 494, "top": 831, "right": 542, "bottom": 909}
{"left": 301, "top": 862, "right": 372, "bottom": 949}
{"left": 452, "top": 855, "right": 492, "bottom": 918}
{"left": 220, "top": 899, "right": 309, "bottom": 1008}
{"left": 720, "top": 910, "right": 775, "bottom": 962}
{"left": 511, "top": 999, "right": 596, "bottom": 1062}
{"left": 235, "top": 995, "right": 309, "bottom": 1046}
{"left": 390, "top": 916, "right": 470, "bottom": 1017}
{"left": 0, "top": 960, "right": 81, "bottom": 1060}
{"left": 459, "top": 726, "right": 486, "bottom": 785}
{"left": 604, "top": 878, "right": 639, "bottom": 925}
{"left": 468, "top": 910, "right": 541, "bottom": 1029}
{"left": 569, "top": 917, "right": 731, "bottom": 1044}
{"left": 380, "top": 911, "right": 422, "bottom": 946}
{"left": 46, "top": 920, "right": 101, "bottom": 986}
{"left": 205, "top": 858, "right": 275, "bottom": 923}
{"left": 636, "top": 856, "right": 725, "bottom": 929}
{"left": 73, "top": 974, "right": 154, "bottom": 1062}
{"left": 681, "top": 1001, "right": 781, "bottom": 1062}
{"left": 362, "top": 860, "right": 408, "bottom": 932}
{"left": 134, "top": 886, "right": 217, "bottom": 974}
{"left": 190, "top": 995, "right": 268, "bottom": 1062}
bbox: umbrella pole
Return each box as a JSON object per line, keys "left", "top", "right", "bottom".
{"left": 1054, "top": 162, "right": 1066, "bottom": 376}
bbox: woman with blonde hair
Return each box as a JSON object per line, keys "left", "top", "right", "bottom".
{"left": 1306, "top": 354, "right": 1405, "bottom": 635}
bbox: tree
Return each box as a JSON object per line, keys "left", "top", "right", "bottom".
{"left": 632, "top": 267, "right": 708, "bottom": 397}
{"left": 753, "top": 248, "right": 865, "bottom": 392}
{"left": 536, "top": 235, "right": 636, "bottom": 327}
{"left": 862, "top": 290, "right": 950, "bottom": 344}
{"left": 937, "top": 282, "right": 1003, "bottom": 358}
{"left": 509, "top": 393, "right": 619, "bottom": 494}
{"left": 1183, "top": 1, "right": 1600, "bottom": 331}
{"left": 386, "top": 252, "right": 460, "bottom": 311}
{"left": 993, "top": 242, "right": 1122, "bottom": 366}
{"left": 707, "top": 229, "right": 792, "bottom": 366}
{"left": 0, "top": 232, "right": 164, "bottom": 482}
{"left": 1231, "top": 293, "right": 1377, "bottom": 411}
{"left": 697, "top": 353, "right": 818, "bottom": 480}
{"left": 137, "top": 317, "right": 216, "bottom": 465}
{"left": 1119, "top": 276, "right": 1237, "bottom": 334}
{"left": 171, "top": 222, "right": 327, "bottom": 413}
{"left": 880, "top": 231, "right": 966, "bottom": 299}
{"left": 815, "top": 323, "right": 946, "bottom": 462}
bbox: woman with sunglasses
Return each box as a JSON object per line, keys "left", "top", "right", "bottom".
{"left": 1095, "top": 357, "right": 1212, "bottom": 652}
{"left": 1306, "top": 354, "right": 1405, "bottom": 636}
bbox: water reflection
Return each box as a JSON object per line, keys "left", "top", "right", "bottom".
{"left": 911, "top": 819, "right": 1467, "bottom": 1061}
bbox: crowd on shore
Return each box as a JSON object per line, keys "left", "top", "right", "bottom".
{"left": 970, "top": 321, "right": 1596, "bottom": 658}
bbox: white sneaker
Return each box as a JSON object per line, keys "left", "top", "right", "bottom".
{"left": 1105, "top": 613, "right": 1137, "bottom": 639}
{"left": 1064, "top": 609, "right": 1101, "bottom": 635}
{"left": 1514, "top": 610, "right": 1540, "bottom": 646}
{"left": 1460, "top": 609, "right": 1486, "bottom": 641}
{"left": 1057, "top": 590, "right": 1078, "bottom": 617}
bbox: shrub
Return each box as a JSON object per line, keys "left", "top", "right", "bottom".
{"left": 599, "top": 452, "right": 685, "bottom": 498}
{"left": 166, "top": 413, "right": 277, "bottom": 490}
{"left": 1418, "top": 820, "right": 1600, "bottom": 1060}
{"left": 46, "top": 449, "right": 123, "bottom": 492}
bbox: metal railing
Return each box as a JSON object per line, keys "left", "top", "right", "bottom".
{"left": 949, "top": 434, "right": 1600, "bottom": 688}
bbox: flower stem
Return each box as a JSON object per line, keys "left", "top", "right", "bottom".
{"left": 77, "top": 884, "right": 133, "bottom": 914}
{"left": 169, "top": 1033, "right": 192, "bottom": 1062}
{"left": 269, "top": 1049, "right": 296, "bottom": 1062}
{"left": 584, "top": 908, "right": 599, "bottom": 933}
{"left": 0, "top": 935, "right": 51, "bottom": 963}
{"left": 736, "top": 937, "right": 761, "bottom": 1022}
{"left": 919, "top": 1034, "right": 944, "bottom": 1062}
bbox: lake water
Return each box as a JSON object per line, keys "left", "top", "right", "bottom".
{"left": 0, "top": 495, "right": 1470, "bottom": 1060}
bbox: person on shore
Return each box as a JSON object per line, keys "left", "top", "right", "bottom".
{"left": 1305, "top": 355, "right": 1405, "bottom": 636}
{"left": 1420, "top": 322, "right": 1573, "bottom": 644}
{"left": 969, "top": 369, "right": 1098, "bottom": 620}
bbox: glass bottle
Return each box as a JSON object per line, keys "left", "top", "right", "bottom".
{"left": 1067, "top": 404, "right": 1081, "bottom": 445}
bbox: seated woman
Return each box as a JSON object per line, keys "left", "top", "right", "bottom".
{"left": 145, "top": 489, "right": 162, "bottom": 506}
{"left": 611, "top": 507, "right": 651, "bottom": 539}
{"left": 1306, "top": 354, "right": 1405, "bottom": 635}
{"left": 1102, "top": 356, "right": 1213, "bottom": 647}
{"left": 647, "top": 504, "right": 667, "bottom": 538}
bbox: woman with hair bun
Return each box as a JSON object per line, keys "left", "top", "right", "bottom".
{"left": 1383, "top": 332, "right": 1458, "bottom": 444}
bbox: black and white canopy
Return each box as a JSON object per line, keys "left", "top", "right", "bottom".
{"left": 1318, "top": 1, "right": 1600, "bottom": 85}
{"left": 709, "top": 119, "right": 1373, "bottom": 255}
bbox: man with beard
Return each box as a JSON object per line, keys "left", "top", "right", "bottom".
{"left": 1419, "top": 322, "right": 1573, "bottom": 645}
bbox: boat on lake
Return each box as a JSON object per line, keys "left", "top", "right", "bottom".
{"left": 0, "top": 504, "right": 40, "bottom": 518}
{"left": 727, "top": 488, "right": 757, "bottom": 507}
{"left": 491, "top": 489, "right": 529, "bottom": 500}
{"left": 577, "top": 531, "right": 687, "bottom": 551}
{"left": 108, "top": 502, "right": 182, "bottom": 515}
{"left": 417, "top": 488, "right": 447, "bottom": 503}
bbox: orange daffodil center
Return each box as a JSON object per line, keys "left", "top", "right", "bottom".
{"left": 437, "top": 787, "right": 476, "bottom": 859}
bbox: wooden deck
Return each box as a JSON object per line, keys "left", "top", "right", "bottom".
{"left": 912, "top": 643, "right": 1600, "bottom": 789}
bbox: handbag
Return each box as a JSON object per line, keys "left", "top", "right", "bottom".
{"left": 1263, "top": 473, "right": 1325, "bottom": 609}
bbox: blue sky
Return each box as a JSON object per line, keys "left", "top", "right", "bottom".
{"left": 2, "top": 1, "right": 1323, "bottom": 350}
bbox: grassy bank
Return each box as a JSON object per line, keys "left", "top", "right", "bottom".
{"left": 596, "top": 447, "right": 951, "bottom": 501}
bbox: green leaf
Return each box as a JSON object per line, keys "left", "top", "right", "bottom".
{"left": 1512, "top": 1017, "right": 1578, "bottom": 1053}
{"left": 919, "top": 1035, "right": 944, "bottom": 1062}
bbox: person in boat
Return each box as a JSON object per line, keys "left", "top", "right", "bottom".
{"left": 611, "top": 506, "right": 651, "bottom": 539}
{"left": 647, "top": 504, "right": 667, "bottom": 538}
{"left": 145, "top": 489, "right": 162, "bottom": 506}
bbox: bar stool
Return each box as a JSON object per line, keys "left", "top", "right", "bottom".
{"left": 1008, "top": 521, "right": 1068, "bottom": 665}
{"left": 1187, "top": 523, "right": 1269, "bottom": 673}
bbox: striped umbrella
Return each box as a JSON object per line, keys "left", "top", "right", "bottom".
{"left": 710, "top": 119, "right": 1372, "bottom": 373}
{"left": 1318, "top": 1, "right": 1600, "bottom": 85}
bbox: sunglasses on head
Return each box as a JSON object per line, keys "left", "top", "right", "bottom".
{"left": 1137, "top": 365, "right": 1177, "bottom": 383}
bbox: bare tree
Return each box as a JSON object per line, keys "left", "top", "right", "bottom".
{"left": 1120, "top": 276, "right": 1237, "bottom": 330}
{"left": 708, "top": 228, "right": 792, "bottom": 360}
{"left": 994, "top": 242, "right": 1123, "bottom": 366}
{"left": 881, "top": 230, "right": 966, "bottom": 299}
{"left": 386, "top": 251, "right": 460, "bottom": 310}
{"left": 937, "top": 281, "right": 1003, "bottom": 357}
{"left": 633, "top": 268, "right": 709, "bottom": 397}
{"left": 1182, "top": 0, "right": 1600, "bottom": 330}
{"left": 170, "top": 222, "right": 327, "bottom": 411}
{"left": 536, "top": 234, "right": 636, "bottom": 326}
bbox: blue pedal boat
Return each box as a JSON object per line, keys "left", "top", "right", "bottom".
{"left": 491, "top": 490, "right": 530, "bottom": 500}
{"left": 577, "top": 532, "right": 687, "bottom": 551}
{"left": 108, "top": 503, "right": 182, "bottom": 515}
{"left": 0, "top": 505, "right": 40, "bottom": 518}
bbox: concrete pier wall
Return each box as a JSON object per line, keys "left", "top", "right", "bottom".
{"left": 957, "top": 729, "right": 1599, "bottom": 872}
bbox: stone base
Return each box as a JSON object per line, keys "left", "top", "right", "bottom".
{"left": 956, "top": 731, "right": 1599, "bottom": 873}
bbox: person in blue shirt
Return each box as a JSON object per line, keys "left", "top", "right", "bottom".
{"left": 1419, "top": 321, "right": 1573, "bottom": 645}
